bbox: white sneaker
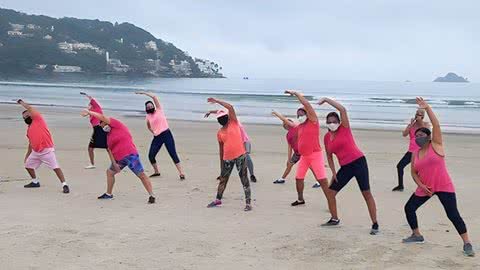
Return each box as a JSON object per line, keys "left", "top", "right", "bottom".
{"left": 84, "top": 164, "right": 96, "bottom": 169}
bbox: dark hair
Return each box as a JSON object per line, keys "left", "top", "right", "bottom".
{"left": 297, "top": 108, "right": 307, "bottom": 115}
{"left": 22, "top": 110, "right": 28, "bottom": 114}
{"left": 326, "top": 112, "right": 340, "bottom": 122}
{"left": 145, "top": 101, "right": 154, "bottom": 107}
{"left": 415, "top": 127, "right": 431, "bottom": 136}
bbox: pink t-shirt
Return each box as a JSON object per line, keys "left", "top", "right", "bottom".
{"left": 408, "top": 127, "right": 421, "bottom": 152}
{"left": 324, "top": 125, "right": 364, "bottom": 166}
{"left": 414, "top": 144, "right": 455, "bottom": 196}
{"left": 239, "top": 123, "right": 250, "bottom": 143}
{"left": 89, "top": 99, "right": 103, "bottom": 127}
{"left": 297, "top": 120, "right": 322, "bottom": 156}
{"left": 146, "top": 108, "right": 169, "bottom": 136}
{"left": 107, "top": 118, "right": 138, "bottom": 161}
{"left": 286, "top": 125, "right": 299, "bottom": 154}
{"left": 27, "top": 111, "right": 54, "bottom": 152}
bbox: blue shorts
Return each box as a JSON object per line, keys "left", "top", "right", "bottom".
{"left": 110, "top": 154, "right": 144, "bottom": 175}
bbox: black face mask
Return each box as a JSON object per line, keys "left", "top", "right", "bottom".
{"left": 24, "top": 117, "right": 32, "bottom": 125}
{"left": 146, "top": 108, "right": 155, "bottom": 114}
{"left": 217, "top": 115, "right": 229, "bottom": 126}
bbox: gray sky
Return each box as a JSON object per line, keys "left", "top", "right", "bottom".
{"left": 1, "top": 0, "right": 478, "bottom": 81}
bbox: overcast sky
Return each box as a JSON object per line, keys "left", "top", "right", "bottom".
{"left": 1, "top": 0, "right": 478, "bottom": 81}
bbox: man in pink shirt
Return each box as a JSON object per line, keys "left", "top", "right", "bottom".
{"left": 17, "top": 99, "right": 70, "bottom": 194}
{"left": 80, "top": 92, "right": 108, "bottom": 169}
{"left": 81, "top": 110, "right": 155, "bottom": 204}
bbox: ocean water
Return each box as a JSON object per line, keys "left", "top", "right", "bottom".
{"left": 0, "top": 77, "right": 479, "bottom": 133}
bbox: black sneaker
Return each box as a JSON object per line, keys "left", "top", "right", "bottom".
{"left": 63, "top": 185, "right": 70, "bottom": 194}
{"left": 98, "top": 193, "right": 113, "bottom": 200}
{"left": 250, "top": 175, "right": 257, "bottom": 183}
{"left": 24, "top": 182, "right": 40, "bottom": 188}
{"left": 291, "top": 200, "right": 305, "bottom": 206}
{"left": 392, "top": 185, "right": 404, "bottom": 192}
{"left": 148, "top": 196, "right": 156, "bottom": 204}
{"left": 321, "top": 218, "right": 340, "bottom": 226}
{"left": 370, "top": 223, "right": 379, "bottom": 235}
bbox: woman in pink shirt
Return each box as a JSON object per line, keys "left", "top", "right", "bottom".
{"left": 81, "top": 109, "right": 155, "bottom": 204}
{"left": 135, "top": 91, "right": 185, "bottom": 180}
{"left": 392, "top": 109, "right": 429, "bottom": 192}
{"left": 319, "top": 98, "right": 378, "bottom": 234}
{"left": 271, "top": 110, "right": 298, "bottom": 184}
{"left": 402, "top": 97, "right": 474, "bottom": 257}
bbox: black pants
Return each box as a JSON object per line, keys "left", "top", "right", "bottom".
{"left": 148, "top": 129, "right": 180, "bottom": 164}
{"left": 329, "top": 156, "right": 370, "bottom": 192}
{"left": 396, "top": 152, "right": 412, "bottom": 187}
{"left": 404, "top": 192, "right": 467, "bottom": 235}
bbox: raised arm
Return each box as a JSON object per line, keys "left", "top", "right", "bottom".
{"left": 416, "top": 97, "right": 442, "bottom": 145}
{"left": 272, "top": 110, "right": 295, "bottom": 128}
{"left": 284, "top": 90, "right": 317, "bottom": 122}
{"left": 17, "top": 99, "right": 38, "bottom": 114}
{"left": 81, "top": 109, "right": 110, "bottom": 124}
{"left": 318, "top": 98, "right": 349, "bottom": 128}
{"left": 402, "top": 118, "right": 415, "bottom": 137}
{"left": 204, "top": 110, "right": 220, "bottom": 118}
{"left": 207, "top": 98, "right": 237, "bottom": 122}
{"left": 136, "top": 91, "right": 161, "bottom": 109}
{"left": 80, "top": 92, "right": 93, "bottom": 101}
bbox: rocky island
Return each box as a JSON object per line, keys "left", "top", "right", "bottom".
{"left": 433, "top": 72, "right": 469, "bottom": 83}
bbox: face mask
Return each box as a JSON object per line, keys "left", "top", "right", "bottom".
{"left": 327, "top": 123, "right": 340, "bottom": 132}
{"left": 103, "top": 125, "right": 111, "bottom": 133}
{"left": 24, "top": 117, "right": 32, "bottom": 125}
{"left": 298, "top": 115, "right": 307, "bottom": 124}
{"left": 415, "top": 136, "right": 430, "bottom": 147}
{"left": 217, "top": 116, "right": 229, "bottom": 126}
{"left": 146, "top": 108, "right": 155, "bottom": 114}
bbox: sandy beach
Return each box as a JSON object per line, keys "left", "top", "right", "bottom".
{"left": 0, "top": 104, "right": 479, "bottom": 270}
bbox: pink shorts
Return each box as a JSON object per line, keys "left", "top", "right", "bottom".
{"left": 295, "top": 151, "right": 327, "bottom": 181}
{"left": 25, "top": 148, "right": 60, "bottom": 170}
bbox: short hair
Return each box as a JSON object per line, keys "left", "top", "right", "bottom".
{"left": 145, "top": 101, "right": 154, "bottom": 107}
{"left": 415, "top": 127, "right": 431, "bottom": 136}
{"left": 326, "top": 112, "right": 340, "bottom": 122}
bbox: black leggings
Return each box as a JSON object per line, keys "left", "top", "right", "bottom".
{"left": 148, "top": 129, "right": 180, "bottom": 165}
{"left": 396, "top": 152, "right": 412, "bottom": 187}
{"left": 404, "top": 192, "right": 467, "bottom": 235}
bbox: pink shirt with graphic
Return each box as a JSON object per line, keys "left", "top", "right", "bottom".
{"left": 146, "top": 108, "right": 169, "bottom": 136}
{"left": 324, "top": 125, "right": 364, "bottom": 166}
{"left": 89, "top": 98, "right": 103, "bottom": 127}
{"left": 107, "top": 118, "right": 138, "bottom": 161}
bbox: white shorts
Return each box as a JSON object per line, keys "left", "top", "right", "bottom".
{"left": 25, "top": 148, "right": 60, "bottom": 170}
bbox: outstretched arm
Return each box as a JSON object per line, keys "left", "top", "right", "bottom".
{"left": 17, "top": 99, "right": 38, "bottom": 114}
{"left": 272, "top": 110, "right": 295, "bottom": 128}
{"left": 204, "top": 110, "right": 220, "bottom": 118}
{"left": 80, "top": 92, "right": 93, "bottom": 100}
{"left": 416, "top": 97, "right": 442, "bottom": 145}
{"left": 207, "top": 98, "right": 237, "bottom": 122}
{"left": 284, "top": 90, "right": 317, "bottom": 122}
{"left": 136, "top": 91, "right": 161, "bottom": 109}
{"left": 318, "top": 98, "right": 349, "bottom": 128}
{"left": 81, "top": 109, "right": 110, "bottom": 124}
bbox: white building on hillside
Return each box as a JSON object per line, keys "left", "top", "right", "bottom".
{"left": 145, "top": 41, "right": 158, "bottom": 51}
{"left": 53, "top": 65, "right": 82, "bottom": 73}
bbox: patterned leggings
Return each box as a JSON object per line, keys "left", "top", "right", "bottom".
{"left": 216, "top": 154, "right": 251, "bottom": 204}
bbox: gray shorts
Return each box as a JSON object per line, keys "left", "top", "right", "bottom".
{"left": 290, "top": 153, "right": 301, "bottom": 164}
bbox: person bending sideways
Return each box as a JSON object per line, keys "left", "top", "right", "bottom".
{"left": 271, "top": 110, "right": 299, "bottom": 184}
{"left": 205, "top": 98, "right": 252, "bottom": 211}
{"left": 402, "top": 97, "right": 474, "bottom": 257}
{"left": 319, "top": 97, "right": 379, "bottom": 235}
{"left": 135, "top": 91, "right": 185, "bottom": 180}
{"left": 81, "top": 109, "right": 155, "bottom": 204}
{"left": 17, "top": 99, "right": 70, "bottom": 194}
{"left": 80, "top": 92, "right": 108, "bottom": 169}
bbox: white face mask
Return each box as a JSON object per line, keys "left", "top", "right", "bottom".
{"left": 298, "top": 115, "right": 307, "bottom": 124}
{"left": 103, "top": 125, "right": 111, "bottom": 133}
{"left": 327, "top": 123, "right": 340, "bottom": 132}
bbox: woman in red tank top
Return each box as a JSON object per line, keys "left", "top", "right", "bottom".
{"left": 402, "top": 97, "right": 474, "bottom": 257}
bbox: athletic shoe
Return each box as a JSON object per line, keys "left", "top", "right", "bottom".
{"left": 180, "top": 174, "right": 186, "bottom": 180}
{"left": 148, "top": 196, "right": 156, "bottom": 204}
{"left": 84, "top": 164, "right": 96, "bottom": 169}
{"left": 402, "top": 234, "right": 425, "bottom": 243}
{"left": 24, "top": 182, "right": 40, "bottom": 188}
{"left": 312, "top": 183, "right": 321, "bottom": 188}
{"left": 149, "top": 173, "right": 161, "bottom": 178}
{"left": 370, "top": 223, "right": 379, "bottom": 235}
{"left": 392, "top": 185, "right": 404, "bottom": 192}
{"left": 273, "top": 178, "right": 286, "bottom": 184}
{"left": 244, "top": 204, "right": 252, "bottom": 211}
{"left": 207, "top": 199, "right": 222, "bottom": 208}
{"left": 291, "top": 200, "right": 305, "bottom": 206}
{"left": 464, "top": 243, "right": 475, "bottom": 257}
{"left": 97, "top": 193, "right": 113, "bottom": 200}
{"left": 321, "top": 218, "right": 340, "bottom": 226}
{"left": 250, "top": 175, "right": 257, "bottom": 183}
{"left": 63, "top": 185, "right": 70, "bottom": 194}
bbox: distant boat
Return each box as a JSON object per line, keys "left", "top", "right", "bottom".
{"left": 243, "top": 77, "right": 249, "bottom": 80}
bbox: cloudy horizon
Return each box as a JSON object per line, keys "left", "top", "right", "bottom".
{"left": 0, "top": 0, "right": 478, "bottom": 82}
